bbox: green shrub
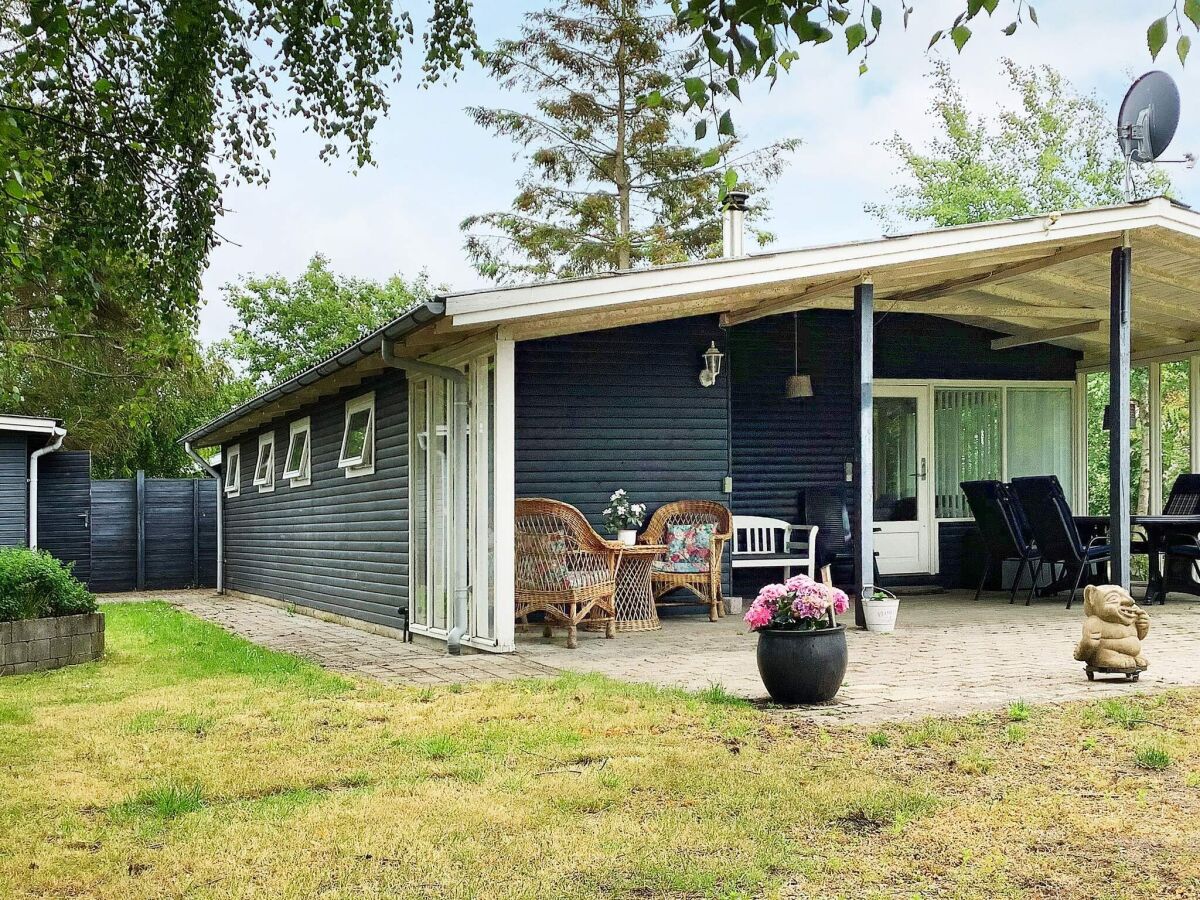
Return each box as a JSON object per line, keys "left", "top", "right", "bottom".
{"left": 0, "top": 548, "right": 97, "bottom": 622}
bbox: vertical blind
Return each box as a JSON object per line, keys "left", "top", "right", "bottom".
{"left": 935, "top": 389, "right": 1001, "bottom": 519}
{"left": 1007, "top": 387, "right": 1073, "bottom": 498}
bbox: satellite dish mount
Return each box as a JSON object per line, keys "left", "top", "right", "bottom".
{"left": 1117, "top": 70, "right": 1193, "bottom": 201}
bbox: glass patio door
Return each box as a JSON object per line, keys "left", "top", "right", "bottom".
{"left": 873, "top": 385, "right": 932, "bottom": 574}
{"left": 409, "top": 347, "right": 499, "bottom": 647}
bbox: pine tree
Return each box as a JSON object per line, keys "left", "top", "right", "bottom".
{"left": 461, "top": 0, "right": 798, "bottom": 282}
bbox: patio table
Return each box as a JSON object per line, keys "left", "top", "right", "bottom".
{"left": 1074, "top": 515, "right": 1200, "bottom": 604}
{"left": 583, "top": 543, "right": 667, "bottom": 632}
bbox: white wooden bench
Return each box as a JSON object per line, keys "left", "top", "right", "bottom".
{"left": 731, "top": 515, "right": 820, "bottom": 581}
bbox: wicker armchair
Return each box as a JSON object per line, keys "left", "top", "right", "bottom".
{"left": 639, "top": 500, "right": 732, "bottom": 621}
{"left": 514, "top": 498, "right": 618, "bottom": 649}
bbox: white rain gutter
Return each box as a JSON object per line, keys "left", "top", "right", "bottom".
{"left": 28, "top": 426, "right": 66, "bottom": 549}
{"left": 184, "top": 441, "right": 223, "bottom": 593}
{"left": 382, "top": 339, "right": 472, "bottom": 655}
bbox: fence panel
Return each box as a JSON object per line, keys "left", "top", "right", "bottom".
{"left": 87, "top": 475, "right": 217, "bottom": 592}
{"left": 89, "top": 479, "right": 137, "bottom": 591}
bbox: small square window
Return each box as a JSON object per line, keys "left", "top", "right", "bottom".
{"left": 339, "top": 392, "right": 375, "bottom": 477}
{"left": 223, "top": 446, "right": 241, "bottom": 497}
{"left": 253, "top": 432, "right": 275, "bottom": 492}
{"left": 283, "top": 417, "right": 311, "bottom": 486}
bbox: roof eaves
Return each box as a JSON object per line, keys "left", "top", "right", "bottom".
{"left": 179, "top": 301, "right": 445, "bottom": 446}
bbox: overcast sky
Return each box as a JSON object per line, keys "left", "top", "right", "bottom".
{"left": 198, "top": 0, "right": 1200, "bottom": 343}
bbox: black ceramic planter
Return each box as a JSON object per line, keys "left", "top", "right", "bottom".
{"left": 755, "top": 626, "right": 848, "bottom": 704}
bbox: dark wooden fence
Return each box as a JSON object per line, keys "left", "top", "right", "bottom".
{"left": 89, "top": 472, "right": 218, "bottom": 592}
{"left": 37, "top": 454, "right": 218, "bottom": 592}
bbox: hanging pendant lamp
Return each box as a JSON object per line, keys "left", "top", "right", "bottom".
{"left": 785, "top": 312, "right": 814, "bottom": 398}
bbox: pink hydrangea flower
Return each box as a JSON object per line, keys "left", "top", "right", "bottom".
{"left": 756, "top": 583, "right": 789, "bottom": 604}
{"left": 784, "top": 573, "right": 816, "bottom": 593}
{"left": 830, "top": 588, "right": 850, "bottom": 615}
{"left": 791, "top": 596, "right": 827, "bottom": 620}
{"left": 743, "top": 598, "right": 774, "bottom": 630}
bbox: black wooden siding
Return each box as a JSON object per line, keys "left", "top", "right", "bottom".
{"left": 516, "top": 316, "right": 733, "bottom": 595}
{"left": 0, "top": 435, "right": 27, "bottom": 547}
{"left": 729, "top": 310, "right": 1080, "bottom": 589}
{"left": 516, "top": 316, "right": 731, "bottom": 525}
{"left": 221, "top": 370, "right": 409, "bottom": 630}
{"left": 36, "top": 451, "right": 91, "bottom": 583}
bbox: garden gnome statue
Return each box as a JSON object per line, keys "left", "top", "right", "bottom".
{"left": 1073, "top": 584, "right": 1150, "bottom": 681}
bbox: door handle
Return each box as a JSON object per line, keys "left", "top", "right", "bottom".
{"left": 919, "top": 458, "right": 927, "bottom": 481}
{"left": 78, "top": 511, "right": 89, "bottom": 528}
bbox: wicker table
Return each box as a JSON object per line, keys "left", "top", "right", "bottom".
{"left": 584, "top": 543, "right": 667, "bottom": 632}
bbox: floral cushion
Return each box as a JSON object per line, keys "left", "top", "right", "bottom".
{"left": 515, "top": 530, "right": 570, "bottom": 589}
{"left": 652, "top": 560, "right": 709, "bottom": 575}
{"left": 654, "top": 522, "right": 715, "bottom": 574}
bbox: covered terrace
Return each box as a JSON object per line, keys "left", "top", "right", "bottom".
{"left": 440, "top": 196, "right": 1200, "bottom": 624}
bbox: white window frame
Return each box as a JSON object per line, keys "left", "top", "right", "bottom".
{"left": 253, "top": 431, "right": 275, "bottom": 493}
{"left": 282, "top": 416, "right": 311, "bottom": 486}
{"left": 874, "top": 378, "right": 1074, "bottom": 579}
{"left": 1077, "top": 348, "right": 1199, "bottom": 516}
{"left": 880, "top": 378, "right": 1076, "bottom": 523}
{"left": 339, "top": 392, "right": 376, "bottom": 477}
{"left": 407, "top": 338, "right": 514, "bottom": 652}
{"left": 223, "top": 445, "right": 241, "bottom": 497}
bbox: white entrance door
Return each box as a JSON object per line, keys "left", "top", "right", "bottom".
{"left": 873, "top": 385, "right": 932, "bottom": 575}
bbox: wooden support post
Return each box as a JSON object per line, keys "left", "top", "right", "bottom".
{"left": 853, "top": 280, "right": 875, "bottom": 626}
{"left": 1109, "top": 246, "right": 1132, "bottom": 590}
{"left": 135, "top": 469, "right": 146, "bottom": 591}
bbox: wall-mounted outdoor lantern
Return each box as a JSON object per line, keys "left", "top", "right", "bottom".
{"left": 699, "top": 341, "right": 724, "bottom": 387}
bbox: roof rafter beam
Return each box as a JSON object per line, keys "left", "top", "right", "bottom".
{"left": 990, "top": 321, "right": 1104, "bottom": 350}
{"left": 805, "top": 295, "right": 1106, "bottom": 321}
{"left": 720, "top": 275, "right": 862, "bottom": 327}
{"left": 880, "top": 237, "right": 1120, "bottom": 304}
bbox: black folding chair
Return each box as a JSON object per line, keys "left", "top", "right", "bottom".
{"left": 1010, "top": 475, "right": 1110, "bottom": 609}
{"left": 799, "top": 483, "right": 880, "bottom": 587}
{"left": 1160, "top": 474, "right": 1200, "bottom": 601}
{"left": 960, "top": 480, "right": 1040, "bottom": 604}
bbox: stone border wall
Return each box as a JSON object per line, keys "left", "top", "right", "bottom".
{"left": 0, "top": 612, "right": 104, "bottom": 675}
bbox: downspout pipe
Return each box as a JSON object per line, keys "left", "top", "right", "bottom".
{"left": 184, "top": 441, "right": 223, "bottom": 593}
{"left": 382, "top": 339, "right": 472, "bottom": 654}
{"left": 28, "top": 426, "right": 66, "bottom": 549}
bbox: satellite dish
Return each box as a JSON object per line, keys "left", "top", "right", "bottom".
{"left": 1118, "top": 70, "right": 1181, "bottom": 163}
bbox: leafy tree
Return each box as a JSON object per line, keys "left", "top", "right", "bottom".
{"left": 673, "top": 0, "right": 1200, "bottom": 137}
{"left": 868, "top": 60, "right": 1172, "bottom": 230}
{"left": 10, "top": 337, "right": 251, "bottom": 478}
{"left": 460, "top": 0, "right": 798, "bottom": 282}
{"left": 0, "top": 0, "right": 475, "bottom": 422}
{"left": 220, "top": 254, "right": 435, "bottom": 387}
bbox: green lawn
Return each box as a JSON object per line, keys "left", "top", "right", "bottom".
{"left": 2, "top": 603, "right": 1200, "bottom": 898}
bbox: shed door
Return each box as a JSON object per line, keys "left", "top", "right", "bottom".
{"left": 37, "top": 451, "right": 93, "bottom": 584}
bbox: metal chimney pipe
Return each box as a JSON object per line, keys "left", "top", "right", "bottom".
{"left": 721, "top": 191, "right": 750, "bottom": 258}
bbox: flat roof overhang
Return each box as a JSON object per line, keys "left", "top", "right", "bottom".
{"left": 181, "top": 302, "right": 462, "bottom": 448}
{"left": 442, "top": 197, "right": 1200, "bottom": 359}
{"left": 184, "top": 198, "right": 1200, "bottom": 448}
{"left": 0, "top": 414, "right": 63, "bottom": 437}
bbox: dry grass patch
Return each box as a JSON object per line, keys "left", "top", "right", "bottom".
{"left": 2, "top": 602, "right": 1200, "bottom": 898}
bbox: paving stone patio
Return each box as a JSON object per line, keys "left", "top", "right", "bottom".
{"left": 101, "top": 588, "right": 1200, "bottom": 723}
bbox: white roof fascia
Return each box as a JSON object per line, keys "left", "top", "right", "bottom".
{"left": 0, "top": 414, "right": 61, "bottom": 436}
{"left": 445, "top": 199, "right": 1195, "bottom": 327}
